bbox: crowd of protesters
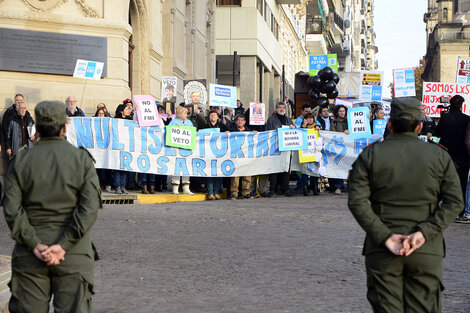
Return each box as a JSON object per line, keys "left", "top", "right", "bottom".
{"left": 3, "top": 93, "right": 470, "bottom": 219}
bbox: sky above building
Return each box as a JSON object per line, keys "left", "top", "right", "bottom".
{"left": 374, "top": 1, "right": 428, "bottom": 98}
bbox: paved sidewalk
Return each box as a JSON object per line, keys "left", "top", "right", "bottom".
{"left": 0, "top": 255, "right": 10, "bottom": 310}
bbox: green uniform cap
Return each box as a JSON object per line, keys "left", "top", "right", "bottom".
{"left": 390, "top": 97, "right": 422, "bottom": 120}
{"left": 35, "top": 100, "right": 67, "bottom": 126}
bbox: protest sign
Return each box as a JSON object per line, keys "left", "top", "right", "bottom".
{"left": 184, "top": 79, "right": 207, "bottom": 110}
{"left": 309, "top": 54, "right": 337, "bottom": 76}
{"left": 133, "top": 95, "right": 161, "bottom": 127}
{"left": 161, "top": 76, "right": 177, "bottom": 113}
{"left": 382, "top": 102, "right": 391, "bottom": 120}
{"left": 66, "top": 118, "right": 290, "bottom": 177}
{"left": 456, "top": 56, "right": 470, "bottom": 83}
{"left": 291, "top": 131, "right": 383, "bottom": 179}
{"left": 422, "top": 82, "right": 470, "bottom": 117}
{"left": 298, "top": 129, "right": 320, "bottom": 163}
{"left": 360, "top": 71, "right": 383, "bottom": 102}
{"left": 373, "top": 119, "right": 387, "bottom": 135}
{"left": 165, "top": 125, "right": 196, "bottom": 150}
{"left": 278, "top": 128, "right": 308, "bottom": 151}
{"left": 393, "top": 68, "right": 416, "bottom": 97}
{"left": 209, "top": 83, "right": 237, "bottom": 108}
{"left": 348, "top": 107, "right": 371, "bottom": 139}
{"left": 73, "top": 59, "right": 104, "bottom": 80}
{"left": 249, "top": 102, "right": 265, "bottom": 125}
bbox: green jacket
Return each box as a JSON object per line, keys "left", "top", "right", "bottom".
{"left": 348, "top": 132, "right": 463, "bottom": 256}
{"left": 2, "top": 137, "right": 101, "bottom": 259}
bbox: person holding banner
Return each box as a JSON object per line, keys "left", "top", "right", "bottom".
{"left": 348, "top": 97, "right": 463, "bottom": 313}
{"left": 266, "top": 102, "right": 294, "bottom": 197}
{"left": 112, "top": 105, "right": 134, "bottom": 194}
{"left": 169, "top": 106, "right": 194, "bottom": 195}
{"left": 330, "top": 105, "right": 349, "bottom": 195}
{"left": 300, "top": 113, "right": 320, "bottom": 196}
{"left": 228, "top": 115, "right": 253, "bottom": 200}
{"left": 203, "top": 110, "right": 226, "bottom": 200}
{"left": 243, "top": 108, "right": 268, "bottom": 198}
{"left": 294, "top": 103, "right": 313, "bottom": 128}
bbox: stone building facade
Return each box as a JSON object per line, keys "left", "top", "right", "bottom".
{"left": 423, "top": 0, "right": 470, "bottom": 82}
{"left": 0, "top": 0, "right": 216, "bottom": 114}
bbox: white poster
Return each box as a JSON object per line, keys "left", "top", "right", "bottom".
{"left": 393, "top": 68, "right": 416, "bottom": 97}
{"left": 73, "top": 59, "right": 104, "bottom": 80}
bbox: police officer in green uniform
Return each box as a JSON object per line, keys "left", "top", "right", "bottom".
{"left": 348, "top": 97, "right": 463, "bottom": 313}
{"left": 2, "top": 100, "right": 101, "bottom": 313}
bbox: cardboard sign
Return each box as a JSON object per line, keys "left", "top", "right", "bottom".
{"left": 456, "top": 56, "right": 470, "bottom": 83}
{"left": 161, "top": 76, "right": 177, "bottom": 111}
{"left": 249, "top": 102, "right": 266, "bottom": 125}
{"left": 165, "top": 125, "right": 197, "bottom": 150}
{"left": 422, "top": 82, "right": 470, "bottom": 117}
{"left": 393, "top": 68, "right": 416, "bottom": 97}
{"left": 348, "top": 107, "right": 371, "bottom": 139}
{"left": 373, "top": 119, "right": 387, "bottom": 135}
{"left": 309, "top": 54, "right": 337, "bottom": 76}
{"left": 299, "top": 129, "right": 320, "bottom": 163}
{"left": 360, "top": 71, "right": 383, "bottom": 102}
{"left": 209, "top": 83, "right": 237, "bottom": 108}
{"left": 278, "top": 128, "right": 308, "bottom": 151}
{"left": 133, "top": 95, "right": 162, "bottom": 127}
{"left": 73, "top": 59, "right": 104, "bottom": 80}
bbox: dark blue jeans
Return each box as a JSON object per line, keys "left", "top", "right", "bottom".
{"left": 207, "top": 177, "right": 222, "bottom": 195}
{"left": 138, "top": 173, "right": 156, "bottom": 186}
{"left": 113, "top": 170, "right": 127, "bottom": 188}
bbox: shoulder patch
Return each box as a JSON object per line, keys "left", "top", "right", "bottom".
{"left": 79, "top": 146, "right": 96, "bottom": 163}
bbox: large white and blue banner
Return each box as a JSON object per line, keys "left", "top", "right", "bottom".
{"left": 66, "top": 117, "right": 290, "bottom": 177}
{"left": 291, "top": 131, "right": 383, "bottom": 179}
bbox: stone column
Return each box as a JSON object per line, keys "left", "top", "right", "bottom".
{"left": 273, "top": 74, "right": 281, "bottom": 106}
{"left": 263, "top": 69, "right": 274, "bottom": 115}
{"left": 240, "top": 56, "right": 257, "bottom": 108}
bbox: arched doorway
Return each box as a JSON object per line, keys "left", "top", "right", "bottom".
{"left": 128, "top": 0, "right": 150, "bottom": 95}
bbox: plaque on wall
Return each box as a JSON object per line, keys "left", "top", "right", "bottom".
{"left": 0, "top": 28, "right": 107, "bottom": 77}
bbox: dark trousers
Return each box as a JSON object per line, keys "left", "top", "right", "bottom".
{"left": 269, "top": 172, "right": 290, "bottom": 194}
{"left": 97, "top": 169, "right": 112, "bottom": 187}
{"left": 112, "top": 170, "right": 127, "bottom": 188}
{"left": 138, "top": 173, "right": 156, "bottom": 186}
{"left": 9, "top": 254, "right": 94, "bottom": 313}
{"left": 453, "top": 162, "right": 468, "bottom": 215}
{"left": 365, "top": 252, "right": 443, "bottom": 313}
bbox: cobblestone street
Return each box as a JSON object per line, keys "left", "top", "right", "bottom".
{"left": 0, "top": 194, "right": 469, "bottom": 312}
